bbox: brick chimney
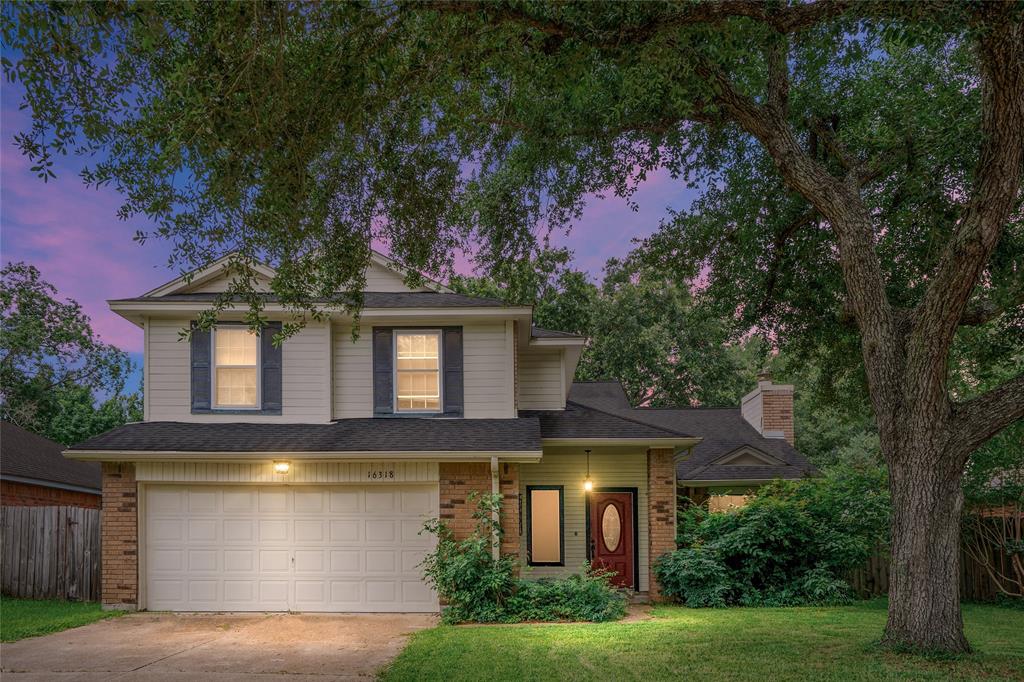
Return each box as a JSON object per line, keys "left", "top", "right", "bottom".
{"left": 741, "top": 370, "right": 795, "bottom": 444}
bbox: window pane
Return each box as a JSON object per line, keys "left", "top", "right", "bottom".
{"left": 530, "top": 489, "right": 561, "bottom": 563}
{"left": 215, "top": 328, "right": 258, "bottom": 366}
{"left": 216, "top": 367, "right": 258, "bottom": 407}
{"left": 396, "top": 333, "right": 439, "bottom": 370}
{"left": 395, "top": 332, "right": 440, "bottom": 411}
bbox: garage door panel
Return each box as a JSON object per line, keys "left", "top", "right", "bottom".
{"left": 224, "top": 549, "right": 254, "bottom": 572}
{"left": 224, "top": 519, "right": 254, "bottom": 542}
{"left": 330, "top": 519, "right": 359, "bottom": 542}
{"left": 364, "top": 519, "right": 396, "bottom": 542}
{"left": 295, "top": 519, "right": 325, "bottom": 542}
{"left": 259, "top": 489, "right": 289, "bottom": 512}
{"left": 259, "top": 519, "right": 289, "bottom": 542}
{"left": 145, "top": 484, "right": 438, "bottom": 612}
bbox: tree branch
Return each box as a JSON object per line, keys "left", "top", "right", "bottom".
{"left": 959, "top": 291, "right": 1024, "bottom": 326}
{"left": 950, "top": 371, "right": 1024, "bottom": 456}
{"left": 907, "top": 13, "right": 1024, "bottom": 396}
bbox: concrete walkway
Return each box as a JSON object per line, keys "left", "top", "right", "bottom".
{"left": 1, "top": 612, "right": 437, "bottom": 680}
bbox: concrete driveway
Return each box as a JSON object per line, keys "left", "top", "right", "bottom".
{"left": 1, "top": 612, "right": 438, "bottom": 680}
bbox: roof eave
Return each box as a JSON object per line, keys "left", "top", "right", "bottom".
{"left": 542, "top": 437, "right": 702, "bottom": 448}
{"left": 63, "top": 448, "right": 544, "bottom": 463}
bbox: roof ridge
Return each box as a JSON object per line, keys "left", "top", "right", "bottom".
{"left": 564, "top": 400, "right": 694, "bottom": 438}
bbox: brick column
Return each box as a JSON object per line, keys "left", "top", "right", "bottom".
{"left": 101, "top": 462, "right": 138, "bottom": 610}
{"left": 438, "top": 462, "right": 519, "bottom": 558}
{"left": 647, "top": 448, "right": 676, "bottom": 601}
{"left": 438, "top": 463, "right": 491, "bottom": 540}
{"left": 499, "top": 463, "right": 520, "bottom": 561}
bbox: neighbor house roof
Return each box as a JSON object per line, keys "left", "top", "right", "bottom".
{"left": 0, "top": 421, "right": 102, "bottom": 492}
{"left": 567, "top": 382, "right": 817, "bottom": 483}
{"left": 66, "top": 418, "right": 543, "bottom": 458}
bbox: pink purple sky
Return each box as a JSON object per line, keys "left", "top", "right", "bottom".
{"left": 1, "top": 77, "right": 699, "bottom": 393}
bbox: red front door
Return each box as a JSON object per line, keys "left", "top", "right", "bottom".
{"left": 589, "top": 491, "right": 635, "bottom": 589}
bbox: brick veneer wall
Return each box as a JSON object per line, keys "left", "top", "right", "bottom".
{"left": 1, "top": 480, "right": 101, "bottom": 509}
{"left": 499, "top": 463, "right": 520, "bottom": 560}
{"left": 438, "top": 462, "right": 519, "bottom": 558}
{"left": 761, "top": 388, "right": 795, "bottom": 444}
{"left": 101, "top": 463, "right": 138, "bottom": 610}
{"left": 647, "top": 448, "right": 676, "bottom": 601}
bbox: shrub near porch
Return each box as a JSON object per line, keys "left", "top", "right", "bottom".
{"left": 660, "top": 465, "right": 889, "bottom": 607}
{"left": 420, "top": 493, "right": 626, "bottom": 623}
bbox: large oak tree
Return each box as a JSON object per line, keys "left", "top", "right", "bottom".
{"left": 4, "top": 1, "right": 1022, "bottom": 652}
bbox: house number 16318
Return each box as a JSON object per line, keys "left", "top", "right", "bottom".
{"left": 367, "top": 469, "right": 396, "bottom": 480}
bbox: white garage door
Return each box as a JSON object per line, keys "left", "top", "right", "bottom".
{"left": 144, "top": 484, "right": 438, "bottom": 612}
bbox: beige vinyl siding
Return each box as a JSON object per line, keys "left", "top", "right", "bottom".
{"left": 333, "top": 324, "right": 373, "bottom": 418}
{"left": 517, "top": 349, "right": 565, "bottom": 410}
{"left": 182, "top": 272, "right": 272, "bottom": 293}
{"left": 518, "top": 449, "right": 650, "bottom": 592}
{"left": 146, "top": 317, "right": 331, "bottom": 422}
{"left": 363, "top": 262, "right": 430, "bottom": 292}
{"left": 135, "top": 461, "right": 439, "bottom": 483}
{"left": 464, "top": 320, "right": 515, "bottom": 418}
{"left": 332, "top": 318, "right": 515, "bottom": 419}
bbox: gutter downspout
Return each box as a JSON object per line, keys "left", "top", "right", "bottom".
{"left": 491, "top": 456, "right": 500, "bottom": 561}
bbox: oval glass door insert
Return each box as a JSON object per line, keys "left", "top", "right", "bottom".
{"left": 601, "top": 504, "right": 622, "bottom": 552}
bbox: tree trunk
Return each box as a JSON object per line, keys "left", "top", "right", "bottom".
{"left": 882, "top": 446, "right": 971, "bottom": 653}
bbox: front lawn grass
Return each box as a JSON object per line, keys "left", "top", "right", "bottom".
{"left": 0, "top": 598, "right": 121, "bottom": 642}
{"left": 382, "top": 600, "right": 1024, "bottom": 681}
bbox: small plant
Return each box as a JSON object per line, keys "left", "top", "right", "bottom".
{"left": 420, "top": 493, "right": 626, "bottom": 623}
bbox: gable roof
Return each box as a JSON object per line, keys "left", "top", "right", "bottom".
{"left": 111, "top": 291, "right": 517, "bottom": 309}
{"left": 0, "top": 421, "right": 101, "bottom": 492}
{"left": 522, "top": 399, "right": 696, "bottom": 445}
{"left": 567, "top": 382, "right": 817, "bottom": 483}
{"left": 142, "top": 250, "right": 453, "bottom": 299}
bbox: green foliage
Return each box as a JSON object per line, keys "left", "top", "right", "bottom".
{"left": 453, "top": 250, "right": 756, "bottom": 407}
{"left": 1, "top": 262, "right": 140, "bottom": 444}
{"left": 659, "top": 466, "right": 889, "bottom": 608}
{"left": 0, "top": 598, "right": 121, "bottom": 643}
{"left": 420, "top": 492, "right": 625, "bottom": 624}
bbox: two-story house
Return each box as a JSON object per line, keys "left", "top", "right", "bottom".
{"left": 66, "top": 252, "right": 814, "bottom": 612}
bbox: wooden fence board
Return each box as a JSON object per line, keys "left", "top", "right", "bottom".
{"left": 0, "top": 506, "right": 101, "bottom": 601}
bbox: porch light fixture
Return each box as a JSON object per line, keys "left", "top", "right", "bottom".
{"left": 583, "top": 449, "right": 593, "bottom": 492}
{"left": 273, "top": 460, "right": 291, "bottom": 474}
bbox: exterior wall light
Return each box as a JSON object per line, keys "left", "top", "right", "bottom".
{"left": 273, "top": 461, "right": 291, "bottom": 474}
{"left": 583, "top": 449, "right": 593, "bottom": 492}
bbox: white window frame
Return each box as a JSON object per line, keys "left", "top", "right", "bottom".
{"left": 211, "top": 325, "right": 262, "bottom": 410}
{"left": 393, "top": 329, "right": 443, "bottom": 414}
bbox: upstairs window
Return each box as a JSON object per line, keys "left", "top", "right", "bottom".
{"left": 394, "top": 330, "right": 441, "bottom": 412}
{"left": 213, "top": 327, "right": 259, "bottom": 408}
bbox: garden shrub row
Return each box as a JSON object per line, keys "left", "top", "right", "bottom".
{"left": 656, "top": 463, "right": 890, "bottom": 607}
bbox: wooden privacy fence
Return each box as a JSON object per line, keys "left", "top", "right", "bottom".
{"left": 849, "top": 535, "right": 1019, "bottom": 603}
{"left": 1, "top": 506, "right": 101, "bottom": 601}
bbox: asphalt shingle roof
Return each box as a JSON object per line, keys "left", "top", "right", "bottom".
{"left": 1, "top": 421, "right": 102, "bottom": 490}
{"left": 567, "top": 383, "right": 817, "bottom": 482}
{"left": 523, "top": 401, "right": 692, "bottom": 440}
{"left": 67, "top": 418, "right": 542, "bottom": 454}
{"left": 111, "top": 292, "right": 516, "bottom": 308}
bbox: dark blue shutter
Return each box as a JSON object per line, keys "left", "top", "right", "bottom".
{"left": 373, "top": 327, "right": 394, "bottom": 415}
{"left": 190, "top": 325, "right": 212, "bottom": 413}
{"left": 442, "top": 327, "right": 463, "bottom": 417}
{"left": 261, "top": 322, "right": 283, "bottom": 414}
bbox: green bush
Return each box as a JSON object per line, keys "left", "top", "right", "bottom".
{"left": 658, "top": 464, "right": 888, "bottom": 608}
{"left": 420, "top": 492, "right": 626, "bottom": 624}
